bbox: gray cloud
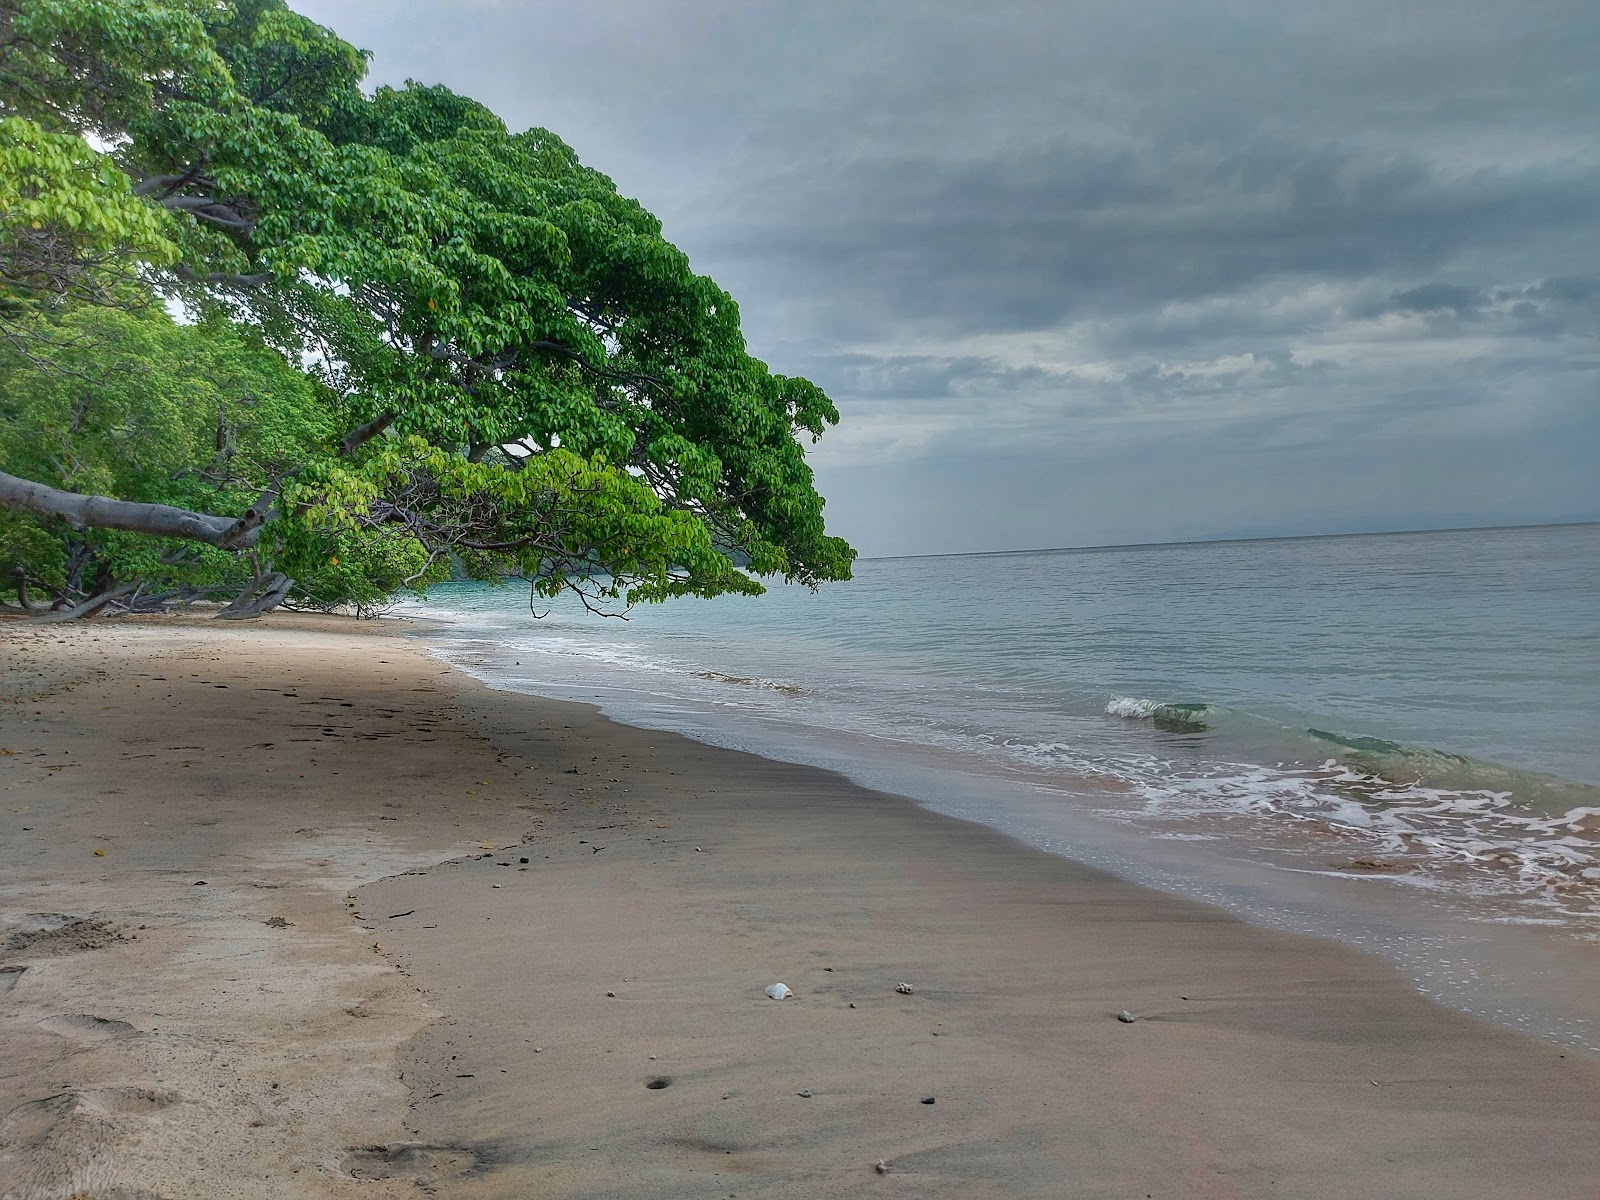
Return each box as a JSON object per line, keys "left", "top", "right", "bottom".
{"left": 1524, "top": 276, "right": 1599, "bottom": 304}
{"left": 298, "top": 0, "right": 1600, "bottom": 553}
{"left": 1362, "top": 283, "right": 1492, "bottom": 319}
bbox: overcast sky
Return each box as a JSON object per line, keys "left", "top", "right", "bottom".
{"left": 298, "top": 0, "right": 1598, "bottom": 556}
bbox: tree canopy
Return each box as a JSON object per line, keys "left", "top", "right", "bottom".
{"left": 0, "top": 0, "right": 855, "bottom": 617}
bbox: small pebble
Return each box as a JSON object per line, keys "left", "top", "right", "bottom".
{"left": 797, "top": 1089, "right": 812, "bottom": 1098}
{"left": 896, "top": 982, "right": 915, "bottom": 995}
{"left": 606, "top": 991, "right": 616, "bottom": 998}
{"left": 921, "top": 1096, "right": 936, "bottom": 1105}
{"left": 1117, "top": 1010, "right": 1136, "bottom": 1023}
{"left": 492, "top": 884, "right": 503, "bottom": 889}
{"left": 875, "top": 1161, "right": 888, "bottom": 1174}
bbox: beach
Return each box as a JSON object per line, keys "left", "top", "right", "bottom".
{"left": 3, "top": 615, "right": 1599, "bottom": 1199}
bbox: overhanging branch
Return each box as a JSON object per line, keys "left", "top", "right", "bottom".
{"left": 172, "top": 264, "right": 274, "bottom": 289}
{"left": 0, "top": 468, "right": 260, "bottom": 549}
{"left": 339, "top": 410, "right": 395, "bottom": 456}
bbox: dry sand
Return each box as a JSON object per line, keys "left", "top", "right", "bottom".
{"left": 2, "top": 615, "right": 1598, "bottom": 1199}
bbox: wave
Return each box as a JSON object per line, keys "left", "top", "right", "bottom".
{"left": 693, "top": 671, "right": 810, "bottom": 696}
{"left": 1097, "top": 694, "right": 1600, "bottom": 912}
{"left": 1105, "top": 696, "right": 1212, "bottom": 731}
{"left": 1106, "top": 696, "right": 1585, "bottom": 808}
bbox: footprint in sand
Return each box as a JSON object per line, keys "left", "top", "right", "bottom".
{"left": 2, "top": 913, "right": 126, "bottom": 957}
{"left": 0, "top": 1087, "right": 183, "bottom": 1149}
{"left": 0, "top": 1088, "right": 184, "bottom": 1199}
{"left": 38, "top": 1013, "right": 139, "bottom": 1041}
{"left": 341, "top": 1142, "right": 483, "bottom": 1183}
{"left": 73, "top": 1086, "right": 183, "bottom": 1116}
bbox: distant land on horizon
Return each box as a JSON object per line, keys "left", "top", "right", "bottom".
{"left": 861, "top": 516, "right": 1600, "bottom": 563}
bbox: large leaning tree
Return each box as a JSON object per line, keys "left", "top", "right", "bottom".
{"left": 0, "top": 0, "right": 855, "bottom": 617}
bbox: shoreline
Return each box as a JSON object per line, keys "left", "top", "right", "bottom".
{"left": 3, "top": 614, "right": 1599, "bottom": 1197}
{"left": 413, "top": 615, "right": 1600, "bottom": 1056}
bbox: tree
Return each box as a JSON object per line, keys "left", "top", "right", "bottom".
{"left": 0, "top": 0, "right": 854, "bottom": 616}
{"left": 0, "top": 303, "right": 440, "bottom": 616}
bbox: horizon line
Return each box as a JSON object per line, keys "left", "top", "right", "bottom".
{"left": 857, "top": 518, "right": 1600, "bottom": 564}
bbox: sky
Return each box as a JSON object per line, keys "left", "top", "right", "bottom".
{"left": 297, "top": 0, "right": 1599, "bottom": 557}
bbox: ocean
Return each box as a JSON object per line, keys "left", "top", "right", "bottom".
{"left": 401, "top": 521, "right": 1600, "bottom": 1046}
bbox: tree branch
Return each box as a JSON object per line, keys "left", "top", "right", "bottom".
{"left": 338, "top": 411, "right": 395, "bottom": 456}
{"left": 0, "top": 468, "right": 259, "bottom": 549}
{"left": 172, "top": 264, "right": 274, "bottom": 289}
{"left": 36, "top": 582, "right": 137, "bottom": 623}
{"left": 526, "top": 340, "right": 666, "bottom": 392}
{"left": 160, "top": 196, "right": 257, "bottom": 234}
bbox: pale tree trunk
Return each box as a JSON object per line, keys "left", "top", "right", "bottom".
{"left": 0, "top": 410, "right": 399, "bottom": 619}
{"left": 216, "top": 571, "right": 294, "bottom": 620}
{"left": 0, "top": 469, "right": 261, "bottom": 549}
{"left": 0, "top": 471, "right": 292, "bottom": 619}
{"left": 36, "top": 582, "right": 137, "bottom": 622}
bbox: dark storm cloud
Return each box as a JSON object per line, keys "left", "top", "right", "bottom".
{"left": 808, "top": 354, "right": 1070, "bottom": 401}
{"left": 1363, "top": 284, "right": 1490, "bottom": 319}
{"left": 1524, "top": 277, "right": 1600, "bottom": 304}
{"left": 297, "top": 0, "right": 1600, "bottom": 552}
{"left": 725, "top": 145, "right": 1599, "bottom": 343}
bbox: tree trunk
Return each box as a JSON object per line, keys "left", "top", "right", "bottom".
{"left": 11, "top": 567, "right": 44, "bottom": 613}
{"left": 217, "top": 571, "right": 294, "bottom": 620}
{"left": 0, "top": 469, "right": 259, "bottom": 549}
{"left": 1, "top": 407, "right": 388, "bottom": 553}
{"left": 36, "top": 582, "right": 137, "bottom": 622}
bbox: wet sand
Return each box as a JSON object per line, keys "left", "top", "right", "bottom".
{"left": 3, "top": 615, "right": 1598, "bottom": 1198}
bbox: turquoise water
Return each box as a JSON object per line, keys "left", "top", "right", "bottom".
{"left": 405, "top": 523, "right": 1600, "bottom": 929}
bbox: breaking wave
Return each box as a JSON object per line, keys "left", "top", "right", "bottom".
{"left": 1099, "top": 695, "right": 1600, "bottom": 912}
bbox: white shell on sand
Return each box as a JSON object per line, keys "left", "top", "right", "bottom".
{"left": 764, "top": 983, "right": 793, "bottom": 1000}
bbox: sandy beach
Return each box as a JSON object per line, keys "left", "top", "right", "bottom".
{"left": 3, "top": 615, "right": 1599, "bottom": 1199}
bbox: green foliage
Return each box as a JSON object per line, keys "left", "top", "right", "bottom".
{"left": 0, "top": 0, "right": 228, "bottom": 136}
{"left": 288, "top": 436, "right": 764, "bottom": 607}
{"left": 0, "top": 0, "right": 855, "bottom": 617}
{"left": 278, "top": 527, "right": 444, "bottom": 618}
{"left": 0, "top": 115, "right": 176, "bottom": 307}
{"left": 0, "top": 303, "right": 332, "bottom": 596}
{"left": 239, "top": 79, "right": 855, "bottom": 592}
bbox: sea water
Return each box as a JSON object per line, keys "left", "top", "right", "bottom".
{"left": 402, "top": 522, "right": 1600, "bottom": 1044}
